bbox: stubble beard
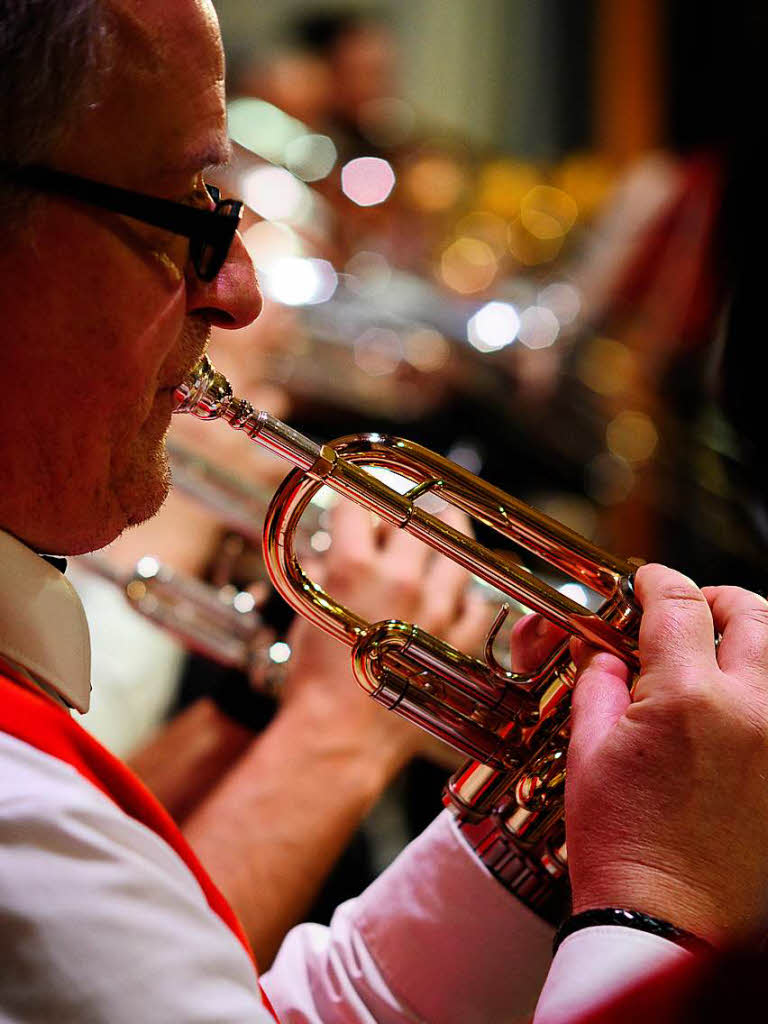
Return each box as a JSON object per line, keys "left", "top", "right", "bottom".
{"left": 119, "top": 318, "right": 210, "bottom": 531}
{"left": 123, "top": 435, "right": 172, "bottom": 529}
{"left": 78, "top": 319, "right": 210, "bottom": 554}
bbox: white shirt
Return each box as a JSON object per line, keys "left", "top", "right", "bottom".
{"left": 66, "top": 561, "right": 184, "bottom": 756}
{"left": 0, "top": 529, "right": 685, "bottom": 1022}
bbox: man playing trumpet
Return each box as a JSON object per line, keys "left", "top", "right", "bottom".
{"left": 3, "top": 2, "right": 768, "bottom": 1022}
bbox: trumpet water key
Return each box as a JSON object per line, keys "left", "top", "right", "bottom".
{"left": 174, "top": 356, "right": 642, "bottom": 914}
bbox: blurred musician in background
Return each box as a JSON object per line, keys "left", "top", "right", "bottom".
{"left": 286, "top": 8, "right": 399, "bottom": 164}
{"left": 232, "top": 8, "right": 400, "bottom": 163}
{"left": 4, "top": 2, "right": 768, "bottom": 1023}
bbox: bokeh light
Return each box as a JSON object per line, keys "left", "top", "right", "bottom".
{"left": 269, "top": 642, "right": 292, "bottom": 664}
{"left": 309, "top": 530, "right": 332, "bottom": 553}
{"left": 136, "top": 556, "right": 160, "bottom": 580}
{"left": 606, "top": 411, "right": 659, "bottom": 463}
{"left": 227, "top": 98, "right": 306, "bottom": 164}
{"left": 402, "top": 153, "right": 467, "bottom": 212}
{"left": 242, "top": 221, "right": 303, "bottom": 267}
{"left": 241, "top": 165, "right": 311, "bottom": 222}
{"left": 517, "top": 306, "right": 560, "bottom": 349}
{"left": 341, "top": 157, "right": 396, "bottom": 206}
{"left": 446, "top": 441, "right": 483, "bottom": 474}
{"left": 538, "top": 282, "right": 582, "bottom": 325}
{"left": 403, "top": 328, "right": 451, "bottom": 372}
{"left": 520, "top": 186, "right": 579, "bottom": 240}
{"left": 354, "top": 327, "right": 403, "bottom": 375}
{"left": 508, "top": 218, "right": 564, "bottom": 266}
{"left": 345, "top": 250, "right": 392, "bottom": 296}
{"left": 455, "top": 211, "right": 509, "bottom": 256}
{"left": 475, "top": 159, "right": 540, "bottom": 219}
{"left": 577, "top": 337, "right": 636, "bottom": 396}
{"left": 467, "top": 302, "right": 520, "bottom": 352}
{"left": 284, "top": 134, "right": 337, "bottom": 182}
{"left": 441, "top": 237, "right": 497, "bottom": 294}
{"left": 233, "top": 591, "right": 256, "bottom": 614}
{"left": 262, "top": 257, "right": 338, "bottom": 306}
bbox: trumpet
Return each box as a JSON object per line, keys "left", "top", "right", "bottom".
{"left": 74, "top": 552, "right": 287, "bottom": 694}
{"left": 174, "top": 356, "right": 642, "bottom": 912}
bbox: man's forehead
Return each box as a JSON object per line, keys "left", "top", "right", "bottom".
{"left": 60, "top": 0, "right": 228, "bottom": 187}
{"left": 106, "top": 0, "right": 223, "bottom": 79}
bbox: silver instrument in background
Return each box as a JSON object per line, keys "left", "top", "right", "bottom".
{"left": 168, "top": 440, "right": 325, "bottom": 557}
{"left": 76, "top": 553, "right": 288, "bottom": 695}
{"left": 258, "top": 278, "right": 461, "bottom": 421}
{"left": 168, "top": 440, "right": 276, "bottom": 545}
{"left": 174, "top": 356, "right": 642, "bottom": 909}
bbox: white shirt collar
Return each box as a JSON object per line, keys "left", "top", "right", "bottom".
{"left": 0, "top": 530, "right": 91, "bottom": 712}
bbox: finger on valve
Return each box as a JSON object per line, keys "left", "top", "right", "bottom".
{"left": 632, "top": 563, "right": 719, "bottom": 693}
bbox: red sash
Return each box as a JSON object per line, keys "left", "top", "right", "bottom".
{"left": 0, "top": 668, "right": 279, "bottom": 1022}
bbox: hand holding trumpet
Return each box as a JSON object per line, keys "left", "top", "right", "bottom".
{"left": 527, "top": 564, "right": 768, "bottom": 946}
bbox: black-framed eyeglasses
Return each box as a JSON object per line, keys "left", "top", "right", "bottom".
{"left": 1, "top": 163, "right": 243, "bottom": 281}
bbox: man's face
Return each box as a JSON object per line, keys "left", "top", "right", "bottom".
{"left": 1, "top": 0, "right": 262, "bottom": 554}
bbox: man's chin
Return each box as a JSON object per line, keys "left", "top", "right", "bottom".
{"left": 76, "top": 452, "right": 173, "bottom": 554}
{"left": 122, "top": 455, "right": 172, "bottom": 531}
{"left": 123, "top": 485, "right": 170, "bottom": 531}
{"left": 60, "top": 481, "right": 170, "bottom": 555}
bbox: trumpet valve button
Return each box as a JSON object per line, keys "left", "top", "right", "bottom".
{"left": 502, "top": 803, "right": 536, "bottom": 837}
{"left": 515, "top": 774, "right": 543, "bottom": 809}
{"left": 541, "top": 843, "right": 568, "bottom": 877}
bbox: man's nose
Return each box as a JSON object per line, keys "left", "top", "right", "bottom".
{"left": 185, "top": 230, "right": 263, "bottom": 328}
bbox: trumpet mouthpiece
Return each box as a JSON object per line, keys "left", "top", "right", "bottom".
{"left": 173, "top": 355, "right": 234, "bottom": 420}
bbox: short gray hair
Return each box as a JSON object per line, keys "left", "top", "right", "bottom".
{"left": 1, "top": 1, "right": 105, "bottom": 166}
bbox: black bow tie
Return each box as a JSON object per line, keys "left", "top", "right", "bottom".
{"left": 40, "top": 554, "right": 68, "bottom": 574}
